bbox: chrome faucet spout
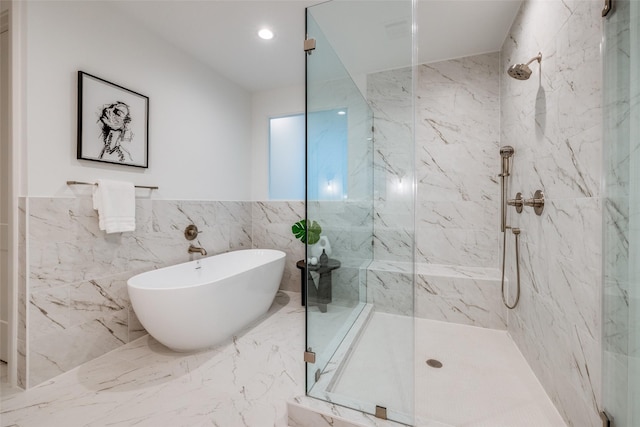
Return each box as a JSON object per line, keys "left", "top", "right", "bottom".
{"left": 188, "top": 244, "right": 207, "bottom": 256}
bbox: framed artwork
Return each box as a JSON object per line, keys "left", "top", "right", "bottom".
{"left": 77, "top": 71, "right": 149, "bottom": 168}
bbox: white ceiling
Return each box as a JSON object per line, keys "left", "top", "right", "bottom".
{"left": 113, "top": 0, "right": 523, "bottom": 93}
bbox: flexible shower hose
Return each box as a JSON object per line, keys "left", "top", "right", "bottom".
{"left": 501, "top": 227, "right": 521, "bottom": 309}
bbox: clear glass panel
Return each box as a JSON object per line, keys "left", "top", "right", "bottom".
{"left": 305, "top": 1, "right": 415, "bottom": 424}
{"left": 603, "top": 1, "right": 640, "bottom": 425}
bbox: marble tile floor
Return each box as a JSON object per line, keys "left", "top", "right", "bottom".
{"left": 0, "top": 291, "right": 305, "bottom": 427}
{"left": 1, "top": 292, "right": 567, "bottom": 427}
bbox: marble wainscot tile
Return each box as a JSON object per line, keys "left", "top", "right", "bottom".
{"left": 252, "top": 201, "right": 305, "bottom": 292}
{"left": 17, "top": 198, "right": 27, "bottom": 389}
{"left": 29, "top": 286, "right": 70, "bottom": 339}
{"left": 150, "top": 200, "right": 251, "bottom": 257}
{"left": 1, "top": 292, "right": 304, "bottom": 427}
{"left": 28, "top": 309, "right": 129, "bottom": 387}
{"left": 29, "top": 234, "right": 130, "bottom": 292}
{"left": 68, "top": 273, "right": 130, "bottom": 327}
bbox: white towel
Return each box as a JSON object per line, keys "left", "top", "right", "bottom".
{"left": 92, "top": 179, "right": 136, "bottom": 234}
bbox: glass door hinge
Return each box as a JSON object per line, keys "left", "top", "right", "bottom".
{"left": 304, "top": 37, "right": 316, "bottom": 53}
{"left": 304, "top": 350, "right": 316, "bottom": 363}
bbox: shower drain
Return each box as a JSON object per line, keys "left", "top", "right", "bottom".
{"left": 426, "top": 359, "right": 443, "bottom": 368}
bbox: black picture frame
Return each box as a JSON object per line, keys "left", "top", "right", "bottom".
{"left": 77, "top": 71, "right": 149, "bottom": 168}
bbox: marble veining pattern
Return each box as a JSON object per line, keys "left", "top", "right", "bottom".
{"left": 22, "top": 197, "right": 262, "bottom": 387}
{"left": 251, "top": 201, "right": 305, "bottom": 293}
{"left": 1, "top": 292, "right": 304, "bottom": 427}
{"left": 366, "top": 261, "right": 505, "bottom": 329}
{"left": 501, "top": 0, "right": 603, "bottom": 426}
{"left": 366, "top": 52, "right": 501, "bottom": 326}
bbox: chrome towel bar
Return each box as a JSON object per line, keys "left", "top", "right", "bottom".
{"left": 66, "top": 180, "right": 159, "bottom": 190}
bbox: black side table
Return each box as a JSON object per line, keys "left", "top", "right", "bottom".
{"left": 296, "top": 257, "right": 341, "bottom": 312}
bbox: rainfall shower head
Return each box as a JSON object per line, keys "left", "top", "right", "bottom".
{"left": 507, "top": 52, "right": 542, "bottom": 80}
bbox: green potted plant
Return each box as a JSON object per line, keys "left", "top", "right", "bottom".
{"left": 291, "top": 219, "right": 322, "bottom": 245}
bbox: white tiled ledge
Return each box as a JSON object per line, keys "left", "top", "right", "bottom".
{"left": 367, "top": 260, "right": 501, "bottom": 281}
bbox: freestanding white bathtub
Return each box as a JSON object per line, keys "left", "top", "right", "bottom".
{"left": 127, "top": 249, "right": 286, "bottom": 352}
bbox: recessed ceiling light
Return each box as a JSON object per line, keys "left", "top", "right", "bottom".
{"left": 258, "top": 28, "right": 274, "bottom": 40}
{"left": 337, "top": 111, "right": 346, "bottom": 115}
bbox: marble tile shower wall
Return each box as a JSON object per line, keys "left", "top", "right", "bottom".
{"left": 366, "top": 52, "right": 502, "bottom": 326}
{"left": 415, "top": 53, "right": 500, "bottom": 268}
{"left": 24, "top": 197, "right": 254, "bottom": 387}
{"left": 307, "top": 200, "right": 373, "bottom": 305}
{"left": 501, "top": 1, "right": 602, "bottom": 426}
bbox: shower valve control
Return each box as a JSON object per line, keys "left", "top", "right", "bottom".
{"left": 524, "top": 190, "right": 545, "bottom": 216}
{"left": 184, "top": 224, "right": 202, "bottom": 241}
{"left": 507, "top": 191, "right": 544, "bottom": 215}
{"left": 507, "top": 192, "right": 524, "bottom": 213}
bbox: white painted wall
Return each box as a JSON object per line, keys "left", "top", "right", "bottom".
{"left": 250, "top": 85, "right": 304, "bottom": 201}
{"left": 25, "top": 1, "right": 252, "bottom": 200}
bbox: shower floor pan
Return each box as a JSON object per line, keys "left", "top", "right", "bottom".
{"left": 309, "top": 310, "right": 567, "bottom": 427}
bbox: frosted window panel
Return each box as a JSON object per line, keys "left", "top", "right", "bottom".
{"left": 269, "top": 110, "right": 348, "bottom": 200}
{"left": 269, "top": 115, "right": 305, "bottom": 200}
{"left": 307, "top": 109, "right": 348, "bottom": 201}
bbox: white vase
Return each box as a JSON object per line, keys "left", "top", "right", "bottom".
{"left": 310, "top": 235, "right": 332, "bottom": 258}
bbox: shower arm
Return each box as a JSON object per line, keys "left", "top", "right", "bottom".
{"left": 524, "top": 53, "right": 542, "bottom": 66}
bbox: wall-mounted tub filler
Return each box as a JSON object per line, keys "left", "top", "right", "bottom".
{"left": 188, "top": 244, "right": 207, "bottom": 256}
{"left": 185, "top": 224, "right": 207, "bottom": 255}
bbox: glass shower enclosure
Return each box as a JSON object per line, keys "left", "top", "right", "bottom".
{"left": 602, "top": 0, "right": 640, "bottom": 425}
{"left": 305, "top": 1, "right": 415, "bottom": 424}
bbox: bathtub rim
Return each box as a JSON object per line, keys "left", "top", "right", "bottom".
{"left": 127, "top": 248, "right": 286, "bottom": 291}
